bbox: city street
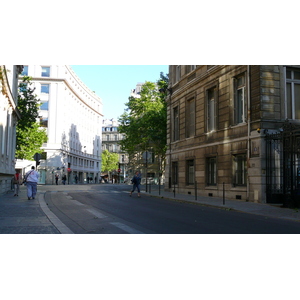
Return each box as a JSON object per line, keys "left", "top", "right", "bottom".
{"left": 41, "top": 184, "right": 300, "bottom": 234}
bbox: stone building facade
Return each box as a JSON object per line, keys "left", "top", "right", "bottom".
{"left": 165, "top": 65, "right": 300, "bottom": 203}
{"left": 102, "top": 118, "right": 129, "bottom": 183}
{"left": 0, "top": 65, "right": 22, "bottom": 194}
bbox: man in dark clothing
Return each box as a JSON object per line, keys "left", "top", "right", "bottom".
{"left": 130, "top": 171, "right": 141, "bottom": 197}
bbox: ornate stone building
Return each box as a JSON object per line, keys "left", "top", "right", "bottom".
{"left": 0, "top": 65, "right": 22, "bottom": 194}
{"left": 102, "top": 118, "right": 129, "bottom": 183}
{"left": 165, "top": 65, "right": 300, "bottom": 204}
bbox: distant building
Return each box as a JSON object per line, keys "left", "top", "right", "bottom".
{"left": 19, "top": 65, "right": 103, "bottom": 184}
{"left": 130, "top": 83, "right": 143, "bottom": 98}
{"left": 102, "top": 118, "right": 128, "bottom": 182}
{"left": 166, "top": 65, "right": 300, "bottom": 205}
{"left": 0, "top": 65, "right": 23, "bottom": 194}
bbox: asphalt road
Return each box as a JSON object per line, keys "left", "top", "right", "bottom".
{"left": 44, "top": 184, "right": 300, "bottom": 234}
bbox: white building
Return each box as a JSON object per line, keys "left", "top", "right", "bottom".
{"left": 0, "top": 65, "right": 22, "bottom": 194}
{"left": 20, "top": 65, "right": 103, "bottom": 184}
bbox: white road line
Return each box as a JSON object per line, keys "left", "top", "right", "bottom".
{"left": 110, "top": 222, "right": 144, "bottom": 234}
{"left": 86, "top": 208, "right": 107, "bottom": 219}
{"left": 38, "top": 193, "right": 74, "bottom": 234}
{"left": 71, "top": 200, "right": 85, "bottom": 206}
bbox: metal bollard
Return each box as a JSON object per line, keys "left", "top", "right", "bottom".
{"left": 159, "top": 178, "right": 161, "bottom": 195}
{"left": 223, "top": 182, "right": 225, "bottom": 205}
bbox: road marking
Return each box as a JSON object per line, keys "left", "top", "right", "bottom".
{"left": 71, "top": 200, "right": 85, "bottom": 206}
{"left": 110, "top": 222, "right": 144, "bottom": 234}
{"left": 86, "top": 208, "right": 107, "bottom": 219}
{"left": 38, "top": 193, "right": 74, "bottom": 234}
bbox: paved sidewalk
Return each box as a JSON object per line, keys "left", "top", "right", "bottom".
{"left": 0, "top": 185, "right": 68, "bottom": 234}
{"left": 144, "top": 186, "right": 300, "bottom": 222}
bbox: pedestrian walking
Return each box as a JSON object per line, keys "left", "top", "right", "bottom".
{"left": 24, "top": 166, "right": 39, "bottom": 200}
{"left": 62, "top": 174, "right": 67, "bottom": 185}
{"left": 13, "top": 170, "right": 22, "bottom": 196}
{"left": 75, "top": 175, "right": 78, "bottom": 184}
{"left": 55, "top": 174, "right": 59, "bottom": 185}
{"left": 130, "top": 171, "right": 141, "bottom": 197}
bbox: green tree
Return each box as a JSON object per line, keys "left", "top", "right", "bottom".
{"left": 16, "top": 123, "right": 48, "bottom": 160}
{"left": 101, "top": 150, "right": 119, "bottom": 173}
{"left": 118, "top": 72, "right": 169, "bottom": 163}
{"left": 15, "top": 76, "right": 47, "bottom": 159}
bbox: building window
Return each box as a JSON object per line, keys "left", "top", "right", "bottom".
{"left": 207, "top": 87, "right": 217, "bottom": 132}
{"left": 186, "top": 98, "right": 195, "bottom": 138}
{"left": 40, "top": 102, "right": 49, "bottom": 110}
{"left": 21, "top": 66, "right": 28, "bottom": 76}
{"left": 173, "top": 106, "right": 179, "bottom": 141}
{"left": 175, "top": 65, "right": 181, "bottom": 82}
{"left": 233, "top": 154, "right": 247, "bottom": 186}
{"left": 206, "top": 157, "right": 217, "bottom": 186}
{"left": 286, "top": 67, "right": 300, "bottom": 119}
{"left": 234, "top": 74, "right": 246, "bottom": 124}
{"left": 186, "top": 159, "right": 195, "bottom": 185}
{"left": 171, "top": 161, "right": 178, "bottom": 185}
{"left": 41, "top": 66, "right": 50, "bottom": 77}
{"left": 41, "top": 84, "right": 49, "bottom": 94}
{"left": 186, "top": 65, "right": 196, "bottom": 73}
{"left": 40, "top": 117, "right": 48, "bottom": 127}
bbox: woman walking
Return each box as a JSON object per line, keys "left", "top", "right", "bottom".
{"left": 13, "top": 170, "right": 22, "bottom": 196}
{"left": 25, "top": 166, "right": 39, "bottom": 200}
{"left": 130, "top": 171, "right": 141, "bottom": 197}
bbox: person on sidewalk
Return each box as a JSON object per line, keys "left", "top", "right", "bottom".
{"left": 62, "top": 174, "right": 67, "bottom": 185}
{"left": 25, "top": 166, "right": 39, "bottom": 200}
{"left": 130, "top": 171, "right": 141, "bottom": 197}
{"left": 13, "top": 170, "right": 22, "bottom": 196}
{"left": 55, "top": 174, "right": 59, "bottom": 185}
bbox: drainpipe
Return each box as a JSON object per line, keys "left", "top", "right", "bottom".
{"left": 247, "top": 65, "right": 251, "bottom": 201}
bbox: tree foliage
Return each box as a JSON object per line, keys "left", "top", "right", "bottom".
{"left": 118, "top": 72, "right": 169, "bottom": 161}
{"left": 15, "top": 123, "right": 48, "bottom": 160}
{"left": 101, "top": 150, "right": 119, "bottom": 173}
{"left": 17, "top": 76, "right": 40, "bottom": 129}
{"left": 15, "top": 76, "right": 47, "bottom": 160}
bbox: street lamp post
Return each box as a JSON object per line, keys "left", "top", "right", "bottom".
{"left": 145, "top": 150, "right": 148, "bottom": 192}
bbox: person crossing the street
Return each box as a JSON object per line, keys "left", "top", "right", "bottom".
{"left": 130, "top": 171, "right": 141, "bottom": 198}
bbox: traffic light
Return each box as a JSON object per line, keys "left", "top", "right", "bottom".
{"left": 34, "top": 153, "right": 41, "bottom": 166}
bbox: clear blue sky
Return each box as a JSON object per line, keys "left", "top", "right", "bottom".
{"left": 70, "top": 65, "right": 169, "bottom": 120}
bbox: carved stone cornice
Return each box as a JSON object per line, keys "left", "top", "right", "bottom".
{"left": 0, "top": 66, "right": 21, "bottom": 119}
